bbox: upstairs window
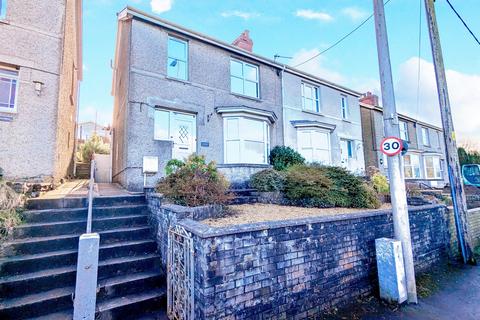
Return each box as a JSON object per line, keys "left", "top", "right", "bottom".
{"left": 422, "top": 127, "right": 430, "bottom": 146}
{"left": 167, "top": 36, "right": 188, "bottom": 80}
{"left": 399, "top": 121, "right": 409, "bottom": 141}
{"left": 341, "top": 95, "right": 349, "bottom": 120}
{"left": 0, "top": 0, "right": 6, "bottom": 19}
{"left": 301, "top": 83, "right": 320, "bottom": 113}
{"left": 0, "top": 67, "right": 18, "bottom": 113}
{"left": 230, "top": 59, "right": 259, "bottom": 98}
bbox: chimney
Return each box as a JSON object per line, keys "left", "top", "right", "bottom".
{"left": 360, "top": 91, "right": 379, "bottom": 107}
{"left": 232, "top": 30, "right": 253, "bottom": 52}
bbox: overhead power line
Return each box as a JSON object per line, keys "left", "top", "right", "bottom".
{"left": 445, "top": 0, "right": 480, "bottom": 46}
{"left": 293, "top": 0, "right": 392, "bottom": 68}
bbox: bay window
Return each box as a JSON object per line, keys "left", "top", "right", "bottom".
{"left": 230, "top": 59, "right": 259, "bottom": 98}
{"left": 404, "top": 154, "right": 421, "bottom": 179}
{"left": 424, "top": 155, "right": 442, "bottom": 179}
{"left": 297, "top": 129, "right": 331, "bottom": 164}
{"left": 301, "top": 82, "right": 320, "bottom": 113}
{"left": 0, "top": 67, "right": 18, "bottom": 113}
{"left": 224, "top": 117, "right": 269, "bottom": 164}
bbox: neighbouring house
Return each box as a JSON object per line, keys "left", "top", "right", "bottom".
{"left": 0, "top": 0, "right": 83, "bottom": 184}
{"left": 77, "top": 121, "right": 111, "bottom": 144}
{"left": 111, "top": 6, "right": 363, "bottom": 191}
{"left": 360, "top": 92, "right": 449, "bottom": 188}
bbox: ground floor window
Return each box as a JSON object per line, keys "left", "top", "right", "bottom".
{"left": 297, "top": 129, "right": 331, "bottom": 164}
{"left": 224, "top": 117, "right": 269, "bottom": 164}
{"left": 424, "top": 155, "right": 442, "bottom": 179}
{"left": 404, "top": 154, "right": 421, "bottom": 179}
{"left": 0, "top": 67, "right": 18, "bottom": 113}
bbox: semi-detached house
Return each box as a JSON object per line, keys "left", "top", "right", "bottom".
{"left": 112, "top": 7, "right": 364, "bottom": 191}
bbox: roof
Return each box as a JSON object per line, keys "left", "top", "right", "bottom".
{"left": 117, "top": 6, "right": 361, "bottom": 97}
{"left": 359, "top": 101, "right": 443, "bottom": 131}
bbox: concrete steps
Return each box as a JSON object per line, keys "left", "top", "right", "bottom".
{"left": 0, "top": 195, "right": 167, "bottom": 319}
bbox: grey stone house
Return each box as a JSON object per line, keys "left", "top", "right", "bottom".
{"left": 0, "top": 0, "right": 83, "bottom": 183}
{"left": 112, "top": 7, "right": 363, "bottom": 191}
{"left": 360, "top": 92, "right": 448, "bottom": 188}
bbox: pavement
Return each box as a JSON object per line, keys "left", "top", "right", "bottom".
{"left": 327, "top": 264, "right": 480, "bottom": 320}
{"left": 39, "top": 180, "right": 137, "bottom": 199}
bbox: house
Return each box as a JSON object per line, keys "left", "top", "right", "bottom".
{"left": 77, "top": 121, "right": 111, "bottom": 144}
{"left": 360, "top": 92, "right": 448, "bottom": 188}
{"left": 0, "top": 0, "right": 83, "bottom": 184}
{"left": 111, "top": 7, "right": 363, "bottom": 191}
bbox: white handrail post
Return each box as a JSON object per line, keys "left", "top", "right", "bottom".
{"left": 86, "top": 160, "right": 95, "bottom": 234}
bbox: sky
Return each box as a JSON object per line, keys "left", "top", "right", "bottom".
{"left": 80, "top": 0, "right": 480, "bottom": 148}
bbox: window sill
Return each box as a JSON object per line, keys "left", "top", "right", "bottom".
{"left": 231, "top": 92, "right": 262, "bottom": 102}
{"left": 0, "top": 108, "right": 17, "bottom": 114}
{"left": 342, "top": 118, "right": 351, "bottom": 123}
{"left": 0, "top": 19, "right": 9, "bottom": 25}
{"left": 302, "top": 109, "right": 324, "bottom": 117}
{"left": 165, "top": 76, "right": 191, "bottom": 85}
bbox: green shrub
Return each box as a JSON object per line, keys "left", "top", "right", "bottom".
{"left": 372, "top": 173, "right": 390, "bottom": 194}
{"left": 284, "top": 165, "right": 381, "bottom": 209}
{"left": 77, "top": 134, "right": 110, "bottom": 162}
{"left": 250, "top": 169, "right": 286, "bottom": 192}
{"left": 165, "top": 159, "right": 185, "bottom": 175}
{"left": 156, "top": 154, "right": 232, "bottom": 206}
{"left": 269, "top": 146, "right": 305, "bottom": 171}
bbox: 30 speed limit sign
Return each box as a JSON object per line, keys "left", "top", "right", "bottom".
{"left": 380, "top": 137, "right": 403, "bottom": 156}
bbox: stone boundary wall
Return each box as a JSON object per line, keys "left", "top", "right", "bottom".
{"left": 449, "top": 207, "right": 480, "bottom": 254}
{"left": 175, "top": 205, "right": 450, "bottom": 319}
{"left": 467, "top": 194, "right": 480, "bottom": 209}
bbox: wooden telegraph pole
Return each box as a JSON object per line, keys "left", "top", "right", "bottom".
{"left": 424, "top": 0, "right": 476, "bottom": 264}
{"left": 373, "top": 0, "right": 418, "bottom": 303}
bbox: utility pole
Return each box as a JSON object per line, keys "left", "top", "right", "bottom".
{"left": 424, "top": 0, "right": 476, "bottom": 264}
{"left": 373, "top": 0, "right": 418, "bottom": 303}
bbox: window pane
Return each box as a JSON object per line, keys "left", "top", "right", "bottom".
{"left": 304, "top": 98, "right": 313, "bottom": 111}
{"left": 9, "top": 80, "right": 16, "bottom": 107}
{"left": 168, "top": 38, "right": 186, "bottom": 60}
{"left": 317, "top": 150, "right": 331, "bottom": 164}
{"left": 226, "top": 141, "right": 241, "bottom": 163}
{"left": 0, "top": 79, "right": 10, "bottom": 106}
{"left": 231, "top": 76, "right": 243, "bottom": 95}
{"left": 243, "top": 119, "right": 264, "bottom": 142}
{"left": 244, "top": 80, "right": 258, "bottom": 98}
{"left": 312, "top": 131, "right": 328, "bottom": 149}
{"left": 168, "top": 58, "right": 187, "bottom": 80}
{"left": 244, "top": 64, "right": 258, "bottom": 81}
{"left": 230, "top": 60, "right": 243, "bottom": 78}
{"left": 226, "top": 118, "right": 239, "bottom": 139}
{"left": 154, "top": 110, "right": 170, "bottom": 140}
{"left": 244, "top": 141, "right": 265, "bottom": 163}
{"left": 304, "top": 85, "right": 312, "bottom": 99}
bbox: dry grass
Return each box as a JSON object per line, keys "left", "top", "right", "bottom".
{"left": 0, "top": 182, "right": 25, "bottom": 239}
{"left": 203, "top": 203, "right": 392, "bottom": 227}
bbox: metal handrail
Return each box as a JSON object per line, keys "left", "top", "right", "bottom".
{"left": 86, "top": 160, "right": 95, "bottom": 234}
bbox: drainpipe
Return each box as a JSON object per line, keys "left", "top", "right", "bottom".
{"left": 280, "top": 64, "right": 287, "bottom": 149}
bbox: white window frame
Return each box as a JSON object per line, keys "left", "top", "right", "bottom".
{"left": 167, "top": 36, "right": 188, "bottom": 80}
{"left": 154, "top": 109, "right": 172, "bottom": 141}
{"left": 424, "top": 155, "right": 442, "bottom": 179}
{"left": 404, "top": 153, "right": 421, "bottom": 179}
{"left": 0, "top": 67, "right": 19, "bottom": 113}
{"left": 297, "top": 129, "right": 332, "bottom": 165}
{"left": 230, "top": 58, "right": 259, "bottom": 98}
{"left": 399, "top": 121, "right": 409, "bottom": 141}
{"left": 301, "top": 82, "right": 321, "bottom": 113}
{"left": 0, "top": 0, "right": 6, "bottom": 20}
{"left": 223, "top": 116, "right": 269, "bottom": 164}
{"left": 341, "top": 94, "right": 349, "bottom": 120}
{"left": 422, "top": 127, "right": 430, "bottom": 146}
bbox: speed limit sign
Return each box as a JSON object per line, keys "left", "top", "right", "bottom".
{"left": 380, "top": 136, "right": 403, "bottom": 156}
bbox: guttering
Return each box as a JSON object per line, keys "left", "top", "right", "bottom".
{"left": 118, "top": 6, "right": 361, "bottom": 97}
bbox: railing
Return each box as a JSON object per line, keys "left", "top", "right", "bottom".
{"left": 86, "top": 160, "right": 95, "bottom": 234}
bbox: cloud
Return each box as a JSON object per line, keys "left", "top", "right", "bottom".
{"left": 221, "top": 10, "right": 260, "bottom": 20}
{"left": 150, "top": 0, "right": 173, "bottom": 14}
{"left": 290, "top": 48, "right": 344, "bottom": 83}
{"left": 295, "top": 9, "right": 333, "bottom": 22}
{"left": 341, "top": 7, "right": 369, "bottom": 22}
{"left": 395, "top": 57, "right": 480, "bottom": 145}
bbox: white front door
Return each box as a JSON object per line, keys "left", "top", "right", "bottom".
{"left": 340, "top": 140, "right": 349, "bottom": 168}
{"left": 171, "top": 112, "right": 196, "bottom": 160}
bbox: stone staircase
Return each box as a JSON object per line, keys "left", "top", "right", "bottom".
{"left": 229, "top": 188, "right": 259, "bottom": 205}
{"left": 0, "top": 195, "right": 167, "bottom": 319}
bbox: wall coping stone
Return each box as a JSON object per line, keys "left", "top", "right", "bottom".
{"left": 217, "top": 163, "right": 272, "bottom": 169}
{"left": 179, "top": 204, "right": 446, "bottom": 238}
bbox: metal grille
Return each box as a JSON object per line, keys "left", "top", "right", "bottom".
{"left": 167, "top": 225, "right": 194, "bottom": 320}
{"left": 179, "top": 125, "right": 189, "bottom": 143}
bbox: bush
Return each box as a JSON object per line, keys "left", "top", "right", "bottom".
{"left": 269, "top": 146, "right": 305, "bottom": 171}
{"left": 0, "top": 182, "right": 24, "bottom": 239}
{"left": 156, "top": 154, "right": 232, "bottom": 207}
{"left": 77, "top": 134, "right": 110, "bottom": 162}
{"left": 250, "top": 169, "right": 286, "bottom": 192}
{"left": 284, "top": 165, "right": 381, "bottom": 209}
{"left": 372, "top": 173, "right": 389, "bottom": 194}
{"left": 165, "top": 159, "right": 185, "bottom": 175}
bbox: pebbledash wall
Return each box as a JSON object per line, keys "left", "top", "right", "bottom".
{"left": 147, "top": 194, "right": 451, "bottom": 319}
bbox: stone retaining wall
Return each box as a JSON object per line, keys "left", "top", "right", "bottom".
{"left": 169, "top": 205, "right": 450, "bottom": 319}
{"left": 449, "top": 207, "right": 480, "bottom": 254}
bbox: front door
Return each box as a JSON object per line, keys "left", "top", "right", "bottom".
{"left": 171, "top": 112, "right": 196, "bottom": 160}
{"left": 340, "top": 140, "right": 349, "bottom": 168}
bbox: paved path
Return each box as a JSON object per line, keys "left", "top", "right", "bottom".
{"left": 360, "top": 265, "right": 480, "bottom": 320}
{"left": 39, "top": 181, "right": 137, "bottom": 199}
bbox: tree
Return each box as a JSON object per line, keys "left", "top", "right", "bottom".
{"left": 458, "top": 147, "right": 480, "bottom": 166}
{"left": 77, "top": 134, "right": 110, "bottom": 162}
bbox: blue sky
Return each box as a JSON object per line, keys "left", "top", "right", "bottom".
{"left": 80, "top": 0, "right": 480, "bottom": 146}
